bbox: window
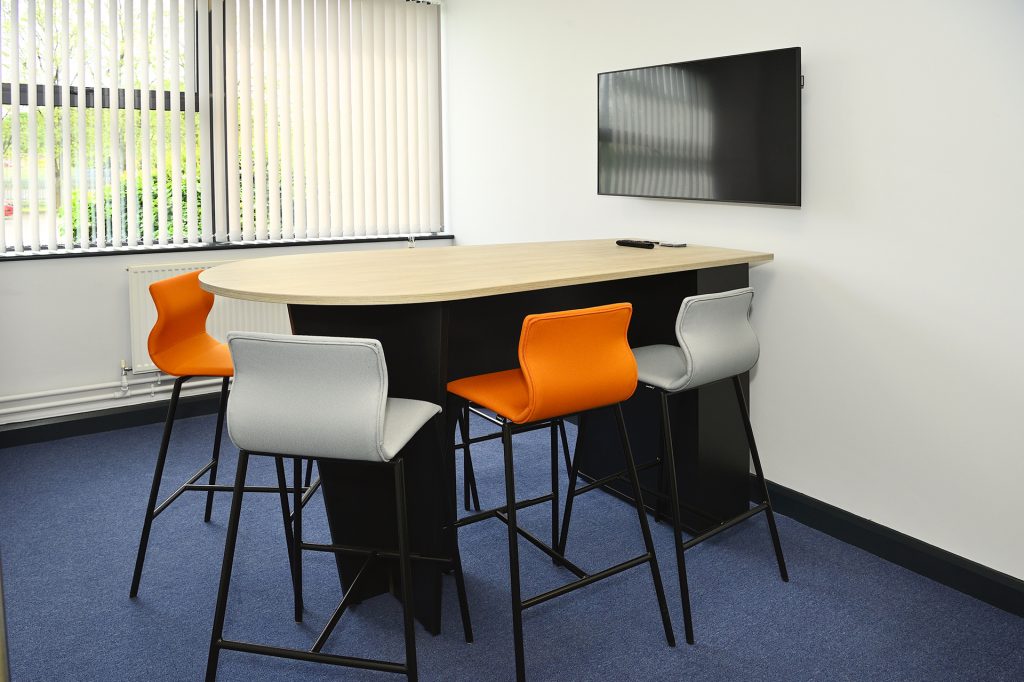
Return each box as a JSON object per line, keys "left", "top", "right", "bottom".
{"left": 0, "top": 0, "right": 442, "bottom": 256}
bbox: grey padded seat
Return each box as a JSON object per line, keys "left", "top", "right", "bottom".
{"left": 226, "top": 332, "right": 440, "bottom": 462}
{"left": 632, "top": 287, "right": 759, "bottom": 393}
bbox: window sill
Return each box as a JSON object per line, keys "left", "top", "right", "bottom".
{"left": 0, "top": 233, "right": 454, "bottom": 262}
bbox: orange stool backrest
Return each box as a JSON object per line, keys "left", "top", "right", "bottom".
{"left": 515, "top": 302, "right": 637, "bottom": 423}
{"left": 147, "top": 270, "right": 217, "bottom": 376}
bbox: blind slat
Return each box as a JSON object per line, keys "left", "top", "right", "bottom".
{"left": 291, "top": 0, "right": 306, "bottom": 239}
{"left": 372, "top": 0, "right": 386, "bottom": 234}
{"left": 198, "top": 0, "right": 213, "bottom": 242}
{"left": 252, "top": 0, "right": 266, "bottom": 240}
{"left": 265, "top": 0, "right": 280, "bottom": 241}
{"left": 361, "top": 0, "right": 377, "bottom": 233}
{"left": 315, "top": 0, "right": 330, "bottom": 238}
{"left": 140, "top": 0, "right": 154, "bottom": 246}
{"left": 109, "top": 0, "right": 123, "bottom": 247}
{"left": 338, "top": 0, "right": 354, "bottom": 236}
{"left": 169, "top": 0, "right": 184, "bottom": 244}
{"left": 223, "top": 0, "right": 240, "bottom": 241}
{"left": 301, "top": 0, "right": 317, "bottom": 236}
{"left": 384, "top": 0, "right": 398, "bottom": 235}
{"left": 326, "top": 0, "right": 341, "bottom": 237}
{"left": 12, "top": 0, "right": 22, "bottom": 251}
{"left": 44, "top": 0, "right": 57, "bottom": 249}
{"left": 125, "top": 0, "right": 139, "bottom": 247}
{"left": 155, "top": 0, "right": 168, "bottom": 245}
{"left": 425, "top": 3, "right": 441, "bottom": 230}
{"left": 92, "top": 0, "right": 104, "bottom": 248}
{"left": 76, "top": 0, "right": 88, "bottom": 249}
{"left": 278, "top": 0, "right": 294, "bottom": 240}
{"left": 350, "top": 0, "right": 365, "bottom": 234}
{"left": 27, "top": 0, "right": 40, "bottom": 251}
{"left": 0, "top": 3, "right": 6, "bottom": 253}
{"left": 237, "top": 0, "right": 253, "bottom": 241}
{"left": 395, "top": 0, "right": 408, "bottom": 232}
{"left": 184, "top": 0, "right": 199, "bottom": 243}
{"left": 210, "top": 0, "right": 226, "bottom": 242}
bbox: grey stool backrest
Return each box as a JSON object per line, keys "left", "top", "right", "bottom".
{"left": 227, "top": 332, "right": 395, "bottom": 462}
{"left": 673, "top": 287, "right": 759, "bottom": 391}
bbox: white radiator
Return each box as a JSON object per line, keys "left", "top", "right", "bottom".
{"left": 127, "top": 261, "right": 291, "bottom": 374}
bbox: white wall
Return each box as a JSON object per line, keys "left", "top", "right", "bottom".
{"left": 0, "top": 239, "right": 448, "bottom": 422}
{"left": 443, "top": 0, "right": 1024, "bottom": 578}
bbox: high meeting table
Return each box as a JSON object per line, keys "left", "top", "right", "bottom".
{"left": 199, "top": 239, "right": 773, "bottom": 634}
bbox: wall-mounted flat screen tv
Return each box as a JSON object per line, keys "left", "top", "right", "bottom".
{"left": 598, "top": 47, "right": 802, "bottom": 206}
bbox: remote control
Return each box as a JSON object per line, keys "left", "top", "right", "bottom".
{"left": 616, "top": 239, "right": 656, "bottom": 249}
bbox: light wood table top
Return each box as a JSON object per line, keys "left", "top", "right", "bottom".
{"left": 199, "top": 239, "right": 774, "bottom": 305}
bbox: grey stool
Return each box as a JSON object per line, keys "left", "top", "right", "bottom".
{"left": 205, "top": 332, "right": 472, "bottom": 682}
{"left": 558, "top": 288, "right": 788, "bottom": 645}
{"left": 634, "top": 287, "right": 788, "bottom": 643}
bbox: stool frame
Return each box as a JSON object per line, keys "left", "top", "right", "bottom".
{"left": 206, "top": 450, "right": 469, "bottom": 682}
{"left": 129, "top": 375, "right": 318, "bottom": 599}
{"left": 450, "top": 397, "right": 676, "bottom": 682}
{"left": 559, "top": 375, "right": 789, "bottom": 644}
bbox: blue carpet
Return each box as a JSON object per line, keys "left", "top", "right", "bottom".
{"left": 1, "top": 413, "right": 1022, "bottom": 681}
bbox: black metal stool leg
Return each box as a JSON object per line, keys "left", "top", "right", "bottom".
{"left": 130, "top": 375, "right": 187, "bottom": 598}
{"left": 732, "top": 377, "right": 789, "bottom": 582}
{"left": 461, "top": 404, "right": 481, "bottom": 512}
{"left": 550, "top": 421, "right": 560, "bottom": 560}
{"left": 204, "top": 377, "right": 230, "bottom": 523}
{"left": 557, "top": 418, "right": 572, "bottom": 473}
{"left": 501, "top": 421, "right": 527, "bottom": 682}
{"left": 449, "top": 531, "right": 474, "bottom": 644}
{"left": 442, "top": 400, "right": 475, "bottom": 643}
{"left": 394, "top": 458, "right": 418, "bottom": 681}
{"left": 556, "top": 421, "right": 583, "bottom": 556}
{"left": 304, "top": 458, "right": 314, "bottom": 488}
{"left": 274, "top": 456, "right": 300, "bottom": 617}
{"left": 614, "top": 404, "right": 676, "bottom": 647}
{"left": 293, "top": 456, "right": 304, "bottom": 621}
{"left": 660, "top": 392, "right": 695, "bottom": 644}
{"left": 205, "top": 449, "right": 250, "bottom": 682}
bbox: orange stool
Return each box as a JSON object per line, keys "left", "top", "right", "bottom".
{"left": 129, "top": 271, "right": 304, "bottom": 600}
{"left": 447, "top": 303, "right": 675, "bottom": 681}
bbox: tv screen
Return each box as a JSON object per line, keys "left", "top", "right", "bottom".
{"left": 598, "top": 47, "right": 802, "bottom": 206}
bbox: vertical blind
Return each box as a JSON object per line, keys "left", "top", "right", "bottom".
{"left": 0, "top": 0, "right": 208, "bottom": 254}
{"left": 214, "top": 0, "right": 442, "bottom": 243}
{"left": 1, "top": 0, "right": 442, "bottom": 256}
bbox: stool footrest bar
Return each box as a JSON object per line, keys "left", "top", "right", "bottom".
{"left": 494, "top": 510, "right": 588, "bottom": 579}
{"left": 300, "top": 541, "right": 454, "bottom": 565}
{"left": 215, "top": 638, "right": 406, "bottom": 674}
{"left": 521, "top": 554, "right": 652, "bottom": 610}
{"left": 682, "top": 504, "right": 767, "bottom": 550}
{"left": 453, "top": 492, "right": 555, "bottom": 528}
{"left": 152, "top": 460, "right": 215, "bottom": 517}
{"left": 155, "top": 481, "right": 315, "bottom": 518}
{"left": 453, "top": 418, "right": 562, "bottom": 450}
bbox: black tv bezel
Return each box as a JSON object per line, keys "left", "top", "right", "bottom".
{"left": 597, "top": 46, "right": 802, "bottom": 207}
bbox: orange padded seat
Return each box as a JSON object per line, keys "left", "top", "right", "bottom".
{"left": 148, "top": 270, "right": 233, "bottom": 378}
{"left": 447, "top": 303, "right": 637, "bottom": 424}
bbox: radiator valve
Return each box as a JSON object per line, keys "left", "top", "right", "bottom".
{"left": 120, "top": 360, "right": 130, "bottom": 393}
